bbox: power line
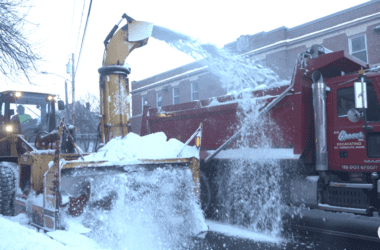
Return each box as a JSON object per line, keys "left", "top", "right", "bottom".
{"left": 75, "top": 0, "right": 86, "bottom": 57}
{"left": 75, "top": 0, "right": 93, "bottom": 76}
{"left": 68, "top": 0, "right": 76, "bottom": 50}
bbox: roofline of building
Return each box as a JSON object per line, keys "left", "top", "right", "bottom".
{"left": 240, "top": 11, "right": 380, "bottom": 57}
{"left": 287, "top": 0, "right": 378, "bottom": 32}
{"left": 224, "top": 1, "right": 379, "bottom": 48}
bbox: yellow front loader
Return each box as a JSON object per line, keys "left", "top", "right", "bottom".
{"left": 7, "top": 14, "right": 205, "bottom": 237}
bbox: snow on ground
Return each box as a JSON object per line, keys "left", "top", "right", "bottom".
{"left": 0, "top": 214, "right": 83, "bottom": 250}
{"left": 83, "top": 132, "right": 199, "bottom": 162}
{"left": 0, "top": 214, "right": 109, "bottom": 249}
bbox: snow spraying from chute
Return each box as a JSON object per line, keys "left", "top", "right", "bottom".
{"left": 151, "top": 25, "right": 289, "bottom": 93}
{"left": 152, "top": 25, "right": 293, "bottom": 237}
{"left": 214, "top": 108, "right": 286, "bottom": 238}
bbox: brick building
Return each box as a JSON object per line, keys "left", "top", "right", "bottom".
{"left": 131, "top": 1, "right": 380, "bottom": 134}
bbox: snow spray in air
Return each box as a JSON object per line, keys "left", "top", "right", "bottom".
{"left": 152, "top": 25, "right": 293, "bottom": 237}
{"left": 151, "top": 25, "right": 289, "bottom": 92}
{"left": 64, "top": 168, "right": 206, "bottom": 250}
{"left": 215, "top": 105, "right": 286, "bottom": 238}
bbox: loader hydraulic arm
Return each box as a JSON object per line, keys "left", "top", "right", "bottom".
{"left": 98, "top": 14, "right": 153, "bottom": 144}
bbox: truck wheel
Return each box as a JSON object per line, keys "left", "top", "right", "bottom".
{"left": 200, "top": 171, "right": 211, "bottom": 213}
{"left": 0, "top": 164, "right": 16, "bottom": 216}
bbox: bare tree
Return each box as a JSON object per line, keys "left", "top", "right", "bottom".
{"left": 55, "top": 92, "right": 100, "bottom": 152}
{"left": 80, "top": 91, "right": 100, "bottom": 113}
{"left": 0, "top": 0, "right": 41, "bottom": 83}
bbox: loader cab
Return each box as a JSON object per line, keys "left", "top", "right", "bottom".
{"left": 0, "top": 91, "right": 64, "bottom": 149}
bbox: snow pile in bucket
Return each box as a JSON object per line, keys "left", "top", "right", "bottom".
{"left": 83, "top": 132, "right": 198, "bottom": 162}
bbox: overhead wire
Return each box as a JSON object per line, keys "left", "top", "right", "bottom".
{"left": 75, "top": 0, "right": 86, "bottom": 58}
{"left": 68, "top": 0, "right": 76, "bottom": 51}
{"left": 75, "top": 0, "right": 93, "bottom": 76}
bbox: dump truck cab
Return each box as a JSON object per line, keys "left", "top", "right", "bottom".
{"left": 0, "top": 90, "right": 64, "bottom": 157}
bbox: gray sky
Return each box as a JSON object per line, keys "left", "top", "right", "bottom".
{"left": 0, "top": 0, "right": 371, "bottom": 102}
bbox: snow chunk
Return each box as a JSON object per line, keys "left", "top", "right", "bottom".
{"left": 6, "top": 213, "right": 30, "bottom": 226}
{"left": 83, "top": 132, "right": 199, "bottom": 162}
{"left": 64, "top": 217, "right": 91, "bottom": 234}
{"left": 47, "top": 231, "right": 99, "bottom": 249}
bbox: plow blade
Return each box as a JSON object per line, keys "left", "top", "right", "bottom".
{"left": 60, "top": 157, "right": 201, "bottom": 202}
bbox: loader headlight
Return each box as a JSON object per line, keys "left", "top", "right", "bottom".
{"left": 14, "top": 91, "right": 22, "bottom": 98}
{"left": 5, "top": 125, "right": 13, "bottom": 133}
{"left": 47, "top": 95, "right": 55, "bottom": 101}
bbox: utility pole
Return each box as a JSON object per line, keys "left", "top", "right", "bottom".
{"left": 65, "top": 80, "right": 69, "bottom": 122}
{"left": 71, "top": 53, "right": 76, "bottom": 126}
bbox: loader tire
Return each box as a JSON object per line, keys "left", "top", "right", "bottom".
{"left": 201, "top": 171, "right": 211, "bottom": 213}
{"left": 0, "top": 164, "right": 16, "bottom": 216}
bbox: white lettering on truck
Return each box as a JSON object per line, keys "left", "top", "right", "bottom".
{"left": 338, "top": 130, "right": 365, "bottom": 141}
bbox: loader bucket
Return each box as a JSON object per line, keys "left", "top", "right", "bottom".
{"left": 42, "top": 156, "right": 201, "bottom": 231}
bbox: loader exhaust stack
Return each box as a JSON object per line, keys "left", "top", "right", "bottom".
{"left": 312, "top": 71, "right": 328, "bottom": 172}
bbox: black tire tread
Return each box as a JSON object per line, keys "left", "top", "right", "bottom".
{"left": 0, "top": 164, "right": 16, "bottom": 216}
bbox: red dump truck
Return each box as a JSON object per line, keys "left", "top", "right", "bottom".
{"left": 139, "top": 45, "right": 380, "bottom": 240}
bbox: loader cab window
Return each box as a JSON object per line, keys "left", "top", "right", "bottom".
{"left": 0, "top": 103, "right": 5, "bottom": 125}
{"left": 6, "top": 93, "right": 56, "bottom": 140}
{"left": 337, "top": 83, "right": 380, "bottom": 122}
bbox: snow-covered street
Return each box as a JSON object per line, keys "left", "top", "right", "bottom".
{"left": 0, "top": 214, "right": 99, "bottom": 250}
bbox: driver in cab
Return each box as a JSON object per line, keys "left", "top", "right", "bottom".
{"left": 11, "top": 105, "right": 32, "bottom": 133}
{"left": 16, "top": 105, "right": 32, "bottom": 124}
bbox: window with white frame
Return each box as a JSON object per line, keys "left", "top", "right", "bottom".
{"left": 349, "top": 34, "right": 368, "bottom": 63}
{"left": 173, "top": 87, "right": 179, "bottom": 104}
{"left": 141, "top": 95, "right": 147, "bottom": 112}
{"left": 156, "top": 90, "right": 163, "bottom": 108}
{"left": 191, "top": 82, "right": 199, "bottom": 101}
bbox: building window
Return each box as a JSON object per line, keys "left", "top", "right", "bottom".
{"left": 173, "top": 87, "right": 179, "bottom": 104}
{"left": 349, "top": 34, "right": 368, "bottom": 63}
{"left": 254, "top": 59, "right": 266, "bottom": 68}
{"left": 141, "top": 95, "right": 147, "bottom": 112}
{"left": 156, "top": 90, "right": 162, "bottom": 108}
{"left": 191, "top": 82, "right": 199, "bottom": 101}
